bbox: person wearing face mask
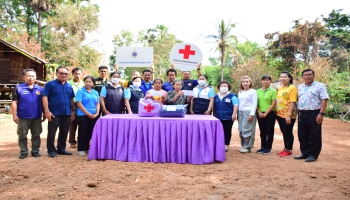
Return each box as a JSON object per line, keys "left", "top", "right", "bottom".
{"left": 190, "top": 75, "right": 215, "bottom": 115}
{"left": 213, "top": 81, "right": 239, "bottom": 152}
{"left": 99, "top": 72, "right": 125, "bottom": 115}
{"left": 123, "top": 70, "right": 141, "bottom": 88}
{"left": 238, "top": 76, "right": 258, "bottom": 153}
{"left": 124, "top": 76, "right": 144, "bottom": 114}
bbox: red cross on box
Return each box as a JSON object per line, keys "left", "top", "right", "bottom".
{"left": 179, "top": 45, "right": 195, "bottom": 59}
{"left": 144, "top": 103, "right": 155, "bottom": 112}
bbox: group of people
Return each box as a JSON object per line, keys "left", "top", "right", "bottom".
{"left": 12, "top": 64, "right": 328, "bottom": 163}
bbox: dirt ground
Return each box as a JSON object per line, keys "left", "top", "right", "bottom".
{"left": 0, "top": 114, "right": 349, "bottom": 200}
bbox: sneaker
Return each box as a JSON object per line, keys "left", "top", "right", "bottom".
{"left": 85, "top": 150, "right": 89, "bottom": 155}
{"left": 256, "top": 148, "right": 264, "bottom": 153}
{"left": 277, "top": 149, "right": 286, "bottom": 155}
{"left": 280, "top": 150, "right": 293, "bottom": 157}
{"left": 239, "top": 148, "right": 251, "bottom": 153}
{"left": 77, "top": 151, "right": 86, "bottom": 156}
{"left": 263, "top": 149, "right": 271, "bottom": 155}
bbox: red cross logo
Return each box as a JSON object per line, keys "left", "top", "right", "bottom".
{"left": 179, "top": 45, "right": 195, "bottom": 59}
{"left": 144, "top": 103, "right": 154, "bottom": 112}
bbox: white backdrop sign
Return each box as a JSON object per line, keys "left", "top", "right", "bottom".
{"left": 169, "top": 43, "right": 203, "bottom": 71}
{"left": 116, "top": 47, "right": 153, "bottom": 67}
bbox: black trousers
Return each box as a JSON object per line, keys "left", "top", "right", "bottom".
{"left": 220, "top": 120, "right": 234, "bottom": 145}
{"left": 298, "top": 110, "right": 322, "bottom": 158}
{"left": 68, "top": 116, "right": 78, "bottom": 144}
{"left": 77, "top": 116, "right": 98, "bottom": 151}
{"left": 276, "top": 115, "right": 296, "bottom": 150}
{"left": 47, "top": 115, "right": 71, "bottom": 154}
{"left": 257, "top": 112, "right": 276, "bottom": 149}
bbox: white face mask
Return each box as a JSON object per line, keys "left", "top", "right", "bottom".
{"left": 133, "top": 82, "right": 141, "bottom": 88}
{"left": 198, "top": 80, "right": 206, "bottom": 86}
{"left": 111, "top": 78, "right": 119, "bottom": 84}
{"left": 220, "top": 87, "right": 228, "bottom": 93}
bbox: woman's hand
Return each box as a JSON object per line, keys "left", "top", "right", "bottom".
{"left": 103, "top": 110, "right": 110, "bottom": 115}
{"left": 190, "top": 110, "right": 194, "bottom": 114}
{"left": 232, "top": 114, "right": 237, "bottom": 121}
{"left": 204, "top": 110, "right": 211, "bottom": 115}
{"left": 286, "top": 115, "right": 292, "bottom": 124}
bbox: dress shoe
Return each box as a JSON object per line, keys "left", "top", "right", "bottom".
{"left": 19, "top": 154, "right": 28, "bottom": 159}
{"left": 31, "top": 152, "right": 41, "bottom": 157}
{"left": 57, "top": 150, "right": 72, "bottom": 155}
{"left": 49, "top": 153, "right": 57, "bottom": 158}
{"left": 305, "top": 156, "right": 317, "bottom": 162}
{"left": 294, "top": 154, "right": 308, "bottom": 160}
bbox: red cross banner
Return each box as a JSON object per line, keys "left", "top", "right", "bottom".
{"left": 169, "top": 43, "right": 203, "bottom": 71}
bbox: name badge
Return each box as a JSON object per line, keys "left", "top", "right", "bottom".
{"left": 225, "top": 99, "right": 231, "bottom": 103}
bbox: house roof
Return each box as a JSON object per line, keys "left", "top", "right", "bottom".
{"left": 0, "top": 39, "right": 48, "bottom": 64}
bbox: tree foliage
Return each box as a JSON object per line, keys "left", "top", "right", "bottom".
{"left": 0, "top": 0, "right": 101, "bottom": 76}
{"left": 204, "top": 19, "right": 239, "bottom": 81}
{"left": 265, "top": 20, "right": 328, "bottom": 71}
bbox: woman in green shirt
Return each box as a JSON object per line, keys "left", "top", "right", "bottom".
{"left": 256, "top": 75, "right": 277, "bottom": 155}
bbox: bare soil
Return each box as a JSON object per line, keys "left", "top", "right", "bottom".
{"left": 0, "top": 114, "right": 350, "bottom": 200}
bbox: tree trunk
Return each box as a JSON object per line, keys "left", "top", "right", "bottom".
{"left": 220, "top": 46, "right": 225, "bottom": 81}
{"left": 37, "top": 12, "right": 42, "bottom": 50}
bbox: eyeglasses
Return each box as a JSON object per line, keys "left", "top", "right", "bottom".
{"left": 58, "top": 72, "right": 69, "bottom": 76}
{"left": 302, "top": 74, "right": 314, "bottom": 77}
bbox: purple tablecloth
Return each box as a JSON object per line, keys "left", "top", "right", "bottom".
{"left": 88, "top": 114, "right": 226, "bottom": 164}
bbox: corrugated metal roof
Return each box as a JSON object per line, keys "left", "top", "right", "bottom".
{"left": 0, "top": 39, "right": 48, "bottom": 64}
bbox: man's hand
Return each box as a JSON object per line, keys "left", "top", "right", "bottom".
{"left": 316, "top": 114, "right": 324, "bottom": 124}
{"left": 70, "top": 112, "right": 75, "bottom": 121}
{"left": 13, "top": 115, "right": 19, "bottom": 124}
{"left": 197, "top": 63, "right": 202, "bottom": 70}
{"left": 45, "top": 110, "right": 55, "bottom": 121}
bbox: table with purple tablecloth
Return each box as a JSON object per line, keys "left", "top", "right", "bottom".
{"left": 88, "top": 114, "right": 226, "bottom": 164}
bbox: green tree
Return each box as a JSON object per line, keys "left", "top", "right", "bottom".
{"left": 322, "top": 9, "right": 350, "bottom": 50}
{"left": 204, "top": 19, "right": 239, "bottom": 81}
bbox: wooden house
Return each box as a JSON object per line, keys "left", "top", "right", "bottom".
{"left": 0, "top": 39, "right": 47, "bottom": 105}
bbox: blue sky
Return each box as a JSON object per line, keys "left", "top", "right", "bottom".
{"left": 86, "top": 0, "right": 348, "bottom": 66}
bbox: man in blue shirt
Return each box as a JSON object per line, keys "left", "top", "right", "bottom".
{"left": 43, "top": 66, "right": 75, "bottom": 158}
{"left": 162, "top": 68, "right": 177, "bottom": 92}
{"left": 12, "top": 69, "right": 45, "bottom": 159}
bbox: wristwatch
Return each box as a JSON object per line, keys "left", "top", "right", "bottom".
{"left": 319, "top": 112, "right": 325, "bottom": 115}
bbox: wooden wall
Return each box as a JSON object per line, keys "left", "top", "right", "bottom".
{"left": 0, "top": 46, "right": 45, "bottom": 84}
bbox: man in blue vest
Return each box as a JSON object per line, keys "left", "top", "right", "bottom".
{"left": 12, "top": 69, "right": 45, "bottom": 159}
{"left": 43, "top": 66, "right": 75, "bottom": 158}
{"left": 181, "top": 63, "right": 202, "bottom": 90}
{"left": 139, "top": 69, "right": 154, "bottom": 95}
